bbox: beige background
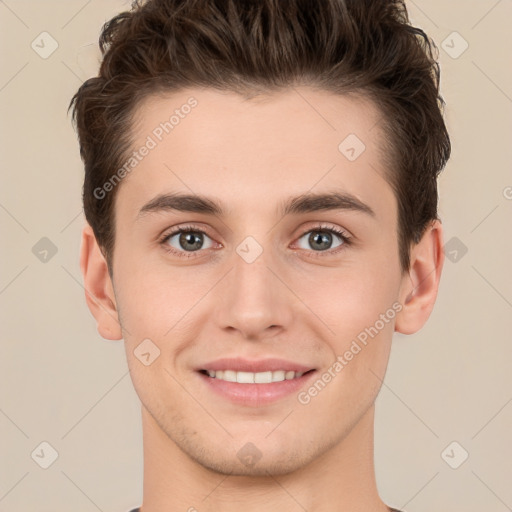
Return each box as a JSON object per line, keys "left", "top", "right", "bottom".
{"left": 1, "top": 1, "right": 511, "bottom": 511}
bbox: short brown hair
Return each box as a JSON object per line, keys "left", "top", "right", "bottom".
{"left": 69, "top": 0, "right": 450, "bottom": 274}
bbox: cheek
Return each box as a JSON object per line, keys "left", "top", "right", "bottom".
{"left": 306, "top": 265, "right": 400, "bottom": 342}
{"left": 114, "top": 257, "right": 217, "bottom": 339}
{"left": 299, "top": 264, "right": 400, "bottom": 402}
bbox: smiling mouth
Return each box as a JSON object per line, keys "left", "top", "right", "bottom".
{"left": 198, "top": 369, "right": 315, "bottom": 383}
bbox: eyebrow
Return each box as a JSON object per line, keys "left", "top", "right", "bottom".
{"left": 136, "top": 191, "right": 375, "bottom": 220}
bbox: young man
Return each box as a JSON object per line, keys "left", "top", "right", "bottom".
{"left": 70, "top": 0, "right": 450, "bottom": 510}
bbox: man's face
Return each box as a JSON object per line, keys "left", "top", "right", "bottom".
{"left": 110, "top": 87, "right": 406, "bottom": 475}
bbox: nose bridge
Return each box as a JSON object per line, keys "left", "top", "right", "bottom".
{"left": 216, "top": 236, "right": 292, "bottom": 338}
{"left": 234, "top": 244, "right": 273, "bottom": 301}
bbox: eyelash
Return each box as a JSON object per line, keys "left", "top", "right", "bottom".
{"left": 158, "top": 223, "right": 352, "bottom": 259}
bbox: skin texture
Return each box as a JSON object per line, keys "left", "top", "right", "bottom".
{"left": 80, "top": 87, "right": 444, "bottom": 512}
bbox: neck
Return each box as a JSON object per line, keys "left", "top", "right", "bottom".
{"left": 139, "top": 404, "right": 390, "bottom": 512}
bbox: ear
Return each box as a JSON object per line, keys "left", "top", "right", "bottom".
{"left": 395, "top": 219, "right": 444, "bottom": 335}
{"left": 80, "top": 223, "right": 123, "bottom": 340}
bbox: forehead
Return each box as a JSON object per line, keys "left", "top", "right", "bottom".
{"left": 132, "top": 86, "right": 384, "bottom": 159}
{"left": 118, "top": 86, "right": 395, "bottom": 222}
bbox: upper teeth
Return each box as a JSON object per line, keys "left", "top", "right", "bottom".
{"left": 206, "top": 370, "right": 304, "bottom": 383}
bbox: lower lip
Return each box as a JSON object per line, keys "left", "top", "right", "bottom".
{"left": 197, "top": 370, "right": 317, "bottom": 407}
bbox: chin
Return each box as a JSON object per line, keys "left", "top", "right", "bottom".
{"left": 187, "top": 446, "right": 312, "bottom": 477}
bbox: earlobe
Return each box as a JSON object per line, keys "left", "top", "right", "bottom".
{"left": 395, "top": 220, "right": 445, "bottom": 335}
{"left": 80, "top": 223, "right": 123, "bottom": 340}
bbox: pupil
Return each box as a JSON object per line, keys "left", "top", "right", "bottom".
{"left": 310, "top": 231, "right": 331, "bottom": 251}
{"left": 180, "top": 232, "right": 203, "bottom": 251}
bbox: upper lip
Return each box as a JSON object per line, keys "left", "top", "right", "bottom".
{"left": 198, "top": 357, "right": 315, "bottom": 373}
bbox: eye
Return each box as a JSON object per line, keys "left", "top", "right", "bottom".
{"left": 159, "top": 226, "right": 215, "bottom": 257}
{"left": 158, "top": 223, "right": 352, "bottom": 259}
{"left": 295, "top": 225, "right": 351, "bottom": 253}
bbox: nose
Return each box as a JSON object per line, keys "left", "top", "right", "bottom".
{"left": 214, "top": 244, "right": 294, "bottom": 341}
